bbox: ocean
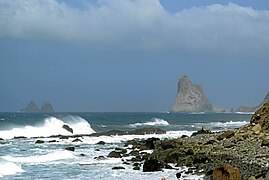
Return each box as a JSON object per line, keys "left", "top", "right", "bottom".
{"left": 0, "top": 112, "right": 251, "bottom": 179}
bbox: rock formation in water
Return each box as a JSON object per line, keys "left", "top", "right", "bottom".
{"left": 171, "top": 75, "right": 225, "bottom": 112}
{"left": 236, "top": 92, "right": 269, "bottom": 112}
{"left": 21, "top": 100, "right": 54, "bottom": 113}
{"left": 21, "top": 101, "right": 40, "bottom": 113}
{"left": 41, "top": 101, "right": 54, "bottom": 113}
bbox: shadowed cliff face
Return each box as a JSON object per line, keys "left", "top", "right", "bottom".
{"left": 171, "top": 76, "right": 224, "bottom": 112}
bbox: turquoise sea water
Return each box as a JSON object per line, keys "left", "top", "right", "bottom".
{"left": 0, "top": 112, "right": 251, "bottom": 179}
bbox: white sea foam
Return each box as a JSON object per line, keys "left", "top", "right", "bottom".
{"left": 80, "top": 130, "right": 193, "bottom": 145}
{"left": 235, "top": 112, "right": 255, "bottom": 114}
{"left": 0, "top": 160, "right": 24, "bottom": 177}
{"left": 1, "top": 150, "right": 75, "bottom": 163}
{"left": 129, "top": 118, "right": 169, "bottom": 128}
{"left": 195, "top": 121, "right": 248, "bottom": 130}
{"left": 0, "top": 116, "right": 95, "bottom": 139}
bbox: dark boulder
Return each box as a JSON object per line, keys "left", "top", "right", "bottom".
{"left": 14, "top": 136, "right": 27, "bottom": 139}
{"left": 94, "top": 156, "right": 106, "bottom": 160}
{"left": 112, "top": 166, "right": 125, "bottom": 170}
{"left": 107, "top": 151, "right": 122, "bottom": 158}
{"left": 217, "top": 130, "right": 235, "bottom": 140}
{"left": 0, "top": 138, "right": 4, "bottom": 141}
{"left": 48, "top": 140, "right": 57, "bottom": 143}
{"left": 145, "top": 137, "right": 160, "bottom": 149}
{"left": 193, "top": 153, "right": 208, "bottom": 164}
{"left": 191, "top": 126, "right": 211, "bottom": 136}
{"left": 96, "top": 141, "right": 106, "bottom": 145}
{"left": 35, "top": 140, "right": 45, "bottom": 144}
{"left": 65, "top": 146, "right": 75, "bottom": 151}
{"left": 143, "top": 159, "right": 162, "bottom": 172}
{"left": 133, "top": 166, "right": 140, "bottom": 170}
{"left": 115, "top": 147, "right": 127, "bottom": 154}
{"left": 62, "top": 124, "right": 73, "bottom": 134}
{"left": 212, "top": 163, "right": 240, "bottom": 180}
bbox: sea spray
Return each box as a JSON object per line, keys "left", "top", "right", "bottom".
{"left": 129, "top": 118, "right": 169, "bottom": 128}
{"left": 0, "top": 116, "right": 95, "bottom": 139}
{"left": 0, "top": 160, "right": 24, "bottom": 177}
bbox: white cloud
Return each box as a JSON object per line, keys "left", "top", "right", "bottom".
{"left": 0, "top": 0, "right": 268, "bottom": 56}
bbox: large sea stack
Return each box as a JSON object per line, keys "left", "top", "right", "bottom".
{"left": 21, "top": 101, "right": 40, "bottom": 113}
{"left": 171, "top": 75, "right": 224, "bottom": 112}
{"left": 41, "top": 101, "right": 54, "bottom": 113}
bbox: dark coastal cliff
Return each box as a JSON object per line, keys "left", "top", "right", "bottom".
{"left": 21, "top": 101, "right": 54, "bottom": 113}
{"left": 236, "top": 92, "right": 269, "bottom": 112}
{"left": 171, "top": 76, "right": 225, "bottom": 112}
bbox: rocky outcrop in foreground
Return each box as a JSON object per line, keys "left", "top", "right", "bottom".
{"left": 21, "top": 100, "right": 54, "bottom": 113}
{"left": 236, "top": 92, "right": 269, "bottom": 112}
{"left": 108, "top": 100, "right": 269, "bottom": 180}
{"left": 171, "top": 75, "right": 225, "bottom": 112}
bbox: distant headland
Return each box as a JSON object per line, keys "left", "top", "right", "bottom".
{"left": 236, "top": 92, "right": 269, "bottom": 113}
{"left": 21, "top": 100, "right": 54, "bottom": 113}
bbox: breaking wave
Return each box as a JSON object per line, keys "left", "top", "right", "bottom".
{"left": 129, "top": 118, "right": 169, "bottom": 128}
{"left": 0, "top": 116, "right": 95, "bottom": 139}
{"left": 194, "top": 121, "right": 248, "bottom": 130}
{"left": 0, "top": 160, "right": 24, "bottom": 177}
{"left": 1, "top": 150, "right": 75, "bottom": 164}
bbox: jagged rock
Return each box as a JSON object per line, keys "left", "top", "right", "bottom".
{"left": 65, "top": 146, "right": 75, "bottom": 151}
{"left": 212, "top": 163, "right": 240, "bottom": 180}
{"left": 237, "top": 92, "right": 269, "bottom": 112}
{"left": 143, "top": 159, "right": 162, "bottom": 172}
{"left": 171, "top": 75, "right": 225, "bottom": 112}
{"left": 191, "top": 126, "right": 211, "bottom": 136}
{"left": 217, "top": 130, "right": 235, "bottom": 140}
{"left": 41, "top": 101, "right": 54, "bottom": 113}
{"left": 251, "top": 100, "right": 269, "bottom": 132}
{"left": 35, "top": 140, "right": 45, "bottom": 144}
{"left": 62, "top": 124, "right": 73, "bottom": 134}
{"left": 72, "top": 138, "right": 82, "bottom": 142}
{"left": 251, "top": 124, "right": 262, "bottom": 133}
{"left": 21, "top": 101, "right": 40, "bottom": 113}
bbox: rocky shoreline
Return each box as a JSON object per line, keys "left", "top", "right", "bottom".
{"left": 104, "top": 101, "right": 269, "bottom": 180}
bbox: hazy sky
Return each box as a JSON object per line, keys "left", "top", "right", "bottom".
{"left": 0, "top": 0, "right": 269, "bottom": 112}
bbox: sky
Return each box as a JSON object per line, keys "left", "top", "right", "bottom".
{"left": 0, "top": 0, "right": 269, "bottom": 112}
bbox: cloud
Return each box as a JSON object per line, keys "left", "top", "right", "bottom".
{"left": 0, "top": 0, "right": 268, "bottom": 56}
